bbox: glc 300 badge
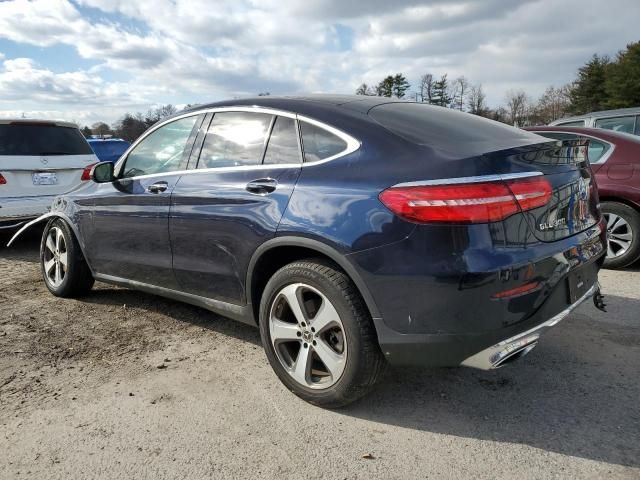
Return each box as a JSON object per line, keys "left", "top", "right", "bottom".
{"left": 540, "top": 218, "right": 566, "bottom": 230}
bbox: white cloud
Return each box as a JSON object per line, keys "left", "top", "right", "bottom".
{"left": 0, "top": 0, "right": 638, "bottom": 125}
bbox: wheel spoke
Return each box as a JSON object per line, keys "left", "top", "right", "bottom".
{"left": 279, "top": 284, "right": 307, "bottom": 325}
{"left": 54, "top": 262, "right": 62, "bottom": 284}
{"left": 59, "top": 251, "right": 68, "bottom": 268}
{"left": 609, "top": 238, "right": 630, "bottom": 253}
{"left": 55, "top": 228, "right": 64, "bottom": 252}
{"left": 610, "top": 231, "right": 632, "bottom": 242}
{"left": 270, "top": 318, "right": 300, "bottom": 342}
{"left": 606, "top": 213, "right": 618, "bottom": 229}
{"left": 312, "top": 338, "right": 345, "bottom": 379}
{"left": 44, "top": 258, "right": 55, "bottom": 275}
{"left": 45, "top": 233, "right": 56, "bottom": 254}
{"left": 292, "top": 345, "right": 312, "bottom": 385}
{"left": 311, "top": 296, "right": 340, "bottom": 333}
{"left": 607, "top": 241, "right": 615, "bottom": 257}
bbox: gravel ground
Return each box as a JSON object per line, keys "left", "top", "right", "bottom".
{"left": 1, "top": 228, "right": 639, "bottom": 479}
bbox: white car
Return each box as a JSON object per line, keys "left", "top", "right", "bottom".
{"left": 0, "top": 119, "right": 98, "bottom": 230}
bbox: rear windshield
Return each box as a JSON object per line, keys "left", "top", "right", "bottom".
{"left": 368, "top": 103, "right": 545, "bottom": 156}
{"left": 0, "top": 124, "right": 93, "bottom": 156}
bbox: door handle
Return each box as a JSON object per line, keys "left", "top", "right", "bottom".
{"left": 246, "top": 178, "right": 278, "bottom": 195}
{"left": 147, "top": 181, "right": 168, "bottom": 194}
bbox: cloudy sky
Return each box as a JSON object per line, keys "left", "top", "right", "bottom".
{"left": 0, "top": 0, "right": 638, "bottom": 126}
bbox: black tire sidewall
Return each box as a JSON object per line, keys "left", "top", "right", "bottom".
{"left": 602, "top": 202, "right": 640, "bottom": 269}
{"left": 259, "top": 261, "right": 375, "bottom": 406}
{"left": 40, "top": 219, "right": 86, "bottom": 297}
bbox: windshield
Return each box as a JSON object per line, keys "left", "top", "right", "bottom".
{"left": 0, "top": 124, "right": 93, "bottom": 156}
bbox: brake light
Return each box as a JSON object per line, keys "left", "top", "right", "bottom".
{"left": 81, "top": 163, "right": 97, "bottom": 181}
{"left": 0, "top": 174, "right": 6, "bottom": 185}
{"left": 379, "top": 176, "right": 552, "bottom": 224}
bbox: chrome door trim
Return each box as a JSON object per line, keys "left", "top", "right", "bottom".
{"left": 392, "top": 171, "right": 543, "bottom": 188}
{"left": 113, "top": 105, "right": 361, "bottom": 181}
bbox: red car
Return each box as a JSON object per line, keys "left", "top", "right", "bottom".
{"left": 526, "top": 126, "right": 640, "bottom": 268}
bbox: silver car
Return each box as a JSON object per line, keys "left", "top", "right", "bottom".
{"left": 550, "top": 107, "right": 640, "bottom": 136}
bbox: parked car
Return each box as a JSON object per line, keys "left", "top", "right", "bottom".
{"left": 550, "top": 107, "right": 640, "bottom": 136}
{"left": 87, "top": 138, "right": 131, "bottom": 163}
{"left": 9, "top": 96, "right": 606, "bottom": 407}
{"left": 0, "top": 119, "right": 98, "bottom": 231}
{"left": 526, "top": 126, "right": 640, "bottom": 268}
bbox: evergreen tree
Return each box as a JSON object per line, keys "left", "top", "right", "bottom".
{"left": 431, "top": 74, "right": 451, "bottom": 106}
{"left": 569, "top": 54, "right": 610, "bottom": 114}
{"left": 605, "top": 41, "right": 640, "bottom": 109}
{"left": 392, "top": 73, "right": 410, "bottom": 99}
{"left": 376, "top": 76, "right": 395, "bottom": 97}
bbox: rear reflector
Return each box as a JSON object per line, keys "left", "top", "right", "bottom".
{"left": 379, "top": 176, "right": 552, "bottom": 224}
{"left": 0, "top": 174, "right": 6, "bottom": 185}
{"left": 491, "top": 281, "right": 541, "bottom": 299}
{"left": 81, "top": 163, "right": 98, "bottom": 181}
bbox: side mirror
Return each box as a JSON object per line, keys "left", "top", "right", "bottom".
{"left": 91, "top": 161, "right": 115, "bottom": 183}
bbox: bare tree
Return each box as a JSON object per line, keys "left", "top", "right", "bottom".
{"left": 467, "top": 84, "right": 488, "bottom": 116}
{"left": 418, "top": 73, "right": 434, "bottom": 103}
{"left": 505, "top": 90, "right": 529, "bottom": 126}
{"left": 450, "top": 76, "right": 469, "bottom": 110}
{"left": 91, "top": 122, "right": 112, "bottom": 138}
{"left": 534, "top": 85, "right": 572, "bottom": 124}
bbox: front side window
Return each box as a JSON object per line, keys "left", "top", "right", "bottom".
{"left": 198, "top": 112, "right": 272, "bottom": 169}
{"left": 300, "top": 122, "right": 348, "bottom": 162}
{"left": 121, "top": 116, "right": 198, "bottom": 178}
{"left": 594, "top": 115, "right": 636, "bottom": 134}
{"left": 263, "top": 116, "right": 301, "bottom": 165}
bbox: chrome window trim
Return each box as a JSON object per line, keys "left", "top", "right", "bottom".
{"left": 392, "top": 171, "right": 543, "bottom": 188}
{"left": 532, "top": 130, "right": 616, "bottom": 165}
{"left": 114, "top": 106, "right": 361, "bottom": 181}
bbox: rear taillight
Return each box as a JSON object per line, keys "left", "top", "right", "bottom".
{"left": 379, "top": 176, "right": 552, "bottom": 224}
{"left": 81, "top": 163, "right": 97, "bottom": 181}
{"left": 0, "top": 174, "right": 6, "bottom": 185}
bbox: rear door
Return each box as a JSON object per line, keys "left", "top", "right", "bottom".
{"left": 0, "top": 122, "right": 96, "bottom": 197}
{"left": 83, "top": 114, "right": 203, "bottom": 287}
{"left": 170, "top": 111, "right": 302, "bottom": 304}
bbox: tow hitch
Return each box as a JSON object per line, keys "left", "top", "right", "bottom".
{"left": 593, "top": 284, "right": 607, "bottom": 312}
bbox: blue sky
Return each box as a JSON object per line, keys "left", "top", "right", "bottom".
{"left": 0, "top": 0, "right": 638, "bottom": 126}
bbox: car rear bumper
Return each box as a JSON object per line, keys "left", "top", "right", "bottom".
{"left": 347, "top": 219, "right": 607, "bottom": 368}
{"left": 0, "top": 195, "right": 54, "bottom": 229}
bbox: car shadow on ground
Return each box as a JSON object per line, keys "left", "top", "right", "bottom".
{"left": 340, "top": 295, "right": 640, "bottom": 468}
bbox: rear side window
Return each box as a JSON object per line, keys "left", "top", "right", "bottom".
{"left": 300, "top": 122, "right": 347, "bottom": 162}
{"left": 369, "top": 103, "right": 542, "bottom": 156}
{"left": 198, "top": 112, "right": 272, "bottom": 169}
{"left": 594, "top": 115, "right": 636, "bottom": 134}
{"left": 263, "top": 116, "right": 301, "bottom": 165}
{"left": 0, "top": 124, "right": 92, "bottom": 156}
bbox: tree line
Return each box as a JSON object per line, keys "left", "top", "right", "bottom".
{"left": 355, "top": 41, "right": 640, "bottom": 126}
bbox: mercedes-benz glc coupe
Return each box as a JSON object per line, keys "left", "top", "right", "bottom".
{"left": 10, "top": 96, "right": 606, "bottom": 407}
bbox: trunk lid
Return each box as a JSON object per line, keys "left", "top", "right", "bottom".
{"left": 487, "top": 139, "right": 600, "bottom": 242}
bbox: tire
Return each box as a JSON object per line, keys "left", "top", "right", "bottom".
{"left": 601, "top": 201, "right": 640, "bottom": 269}
{"left": 259, "top": 259, "right": 386, "bottom": 408}
{"left": 40, "top": 218, "right": 95, "bottom": 297}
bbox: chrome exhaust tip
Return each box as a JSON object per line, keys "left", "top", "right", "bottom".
{"left": 492, "top": 340, "right": 538, "bottom": 368}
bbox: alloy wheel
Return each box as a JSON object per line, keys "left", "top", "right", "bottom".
{"left": 43, "top": 227, "right": 68, "bottom": 288}
{"left": 269, "top": 283, "right": 347, "bottom": 390}
{"left": 604, "top": 212, "right": 633, "bottom": 259}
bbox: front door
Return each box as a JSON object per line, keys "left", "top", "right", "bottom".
{"left": 84, "top": 114, "right": 203, "bottom": 287}
{"left": 170, "top": 111, "right": 302, "bottom": 304}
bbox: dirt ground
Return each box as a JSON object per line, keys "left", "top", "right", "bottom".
{"left": 1, "top": 228, "right": 639, "bottom": 479}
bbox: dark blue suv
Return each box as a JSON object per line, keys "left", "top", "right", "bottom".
{"left": 10, "top": 95, "right": 607, "bottom": 407}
